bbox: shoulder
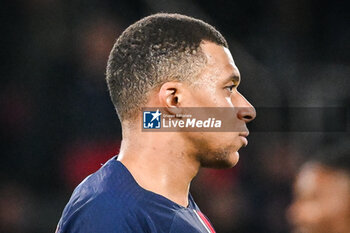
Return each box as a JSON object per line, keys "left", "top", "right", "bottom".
{"left": 57, "top": 158, "right": 181, "bottom": 232}
{"left": 58, "top": 189, "right": 180, "bottom": 233}
{"left": 57, "top": 196, "right": 149, "bottom": 232}
{"left": 58, "top": 159, "right": 152, "bottom": 232}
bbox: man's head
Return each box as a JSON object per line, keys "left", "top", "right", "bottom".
{"left": 288, "top": 140, "right": 350, "bottom": 233}
{"left": 106, "top": 13, "right": 255, "bottom": 168}
{"left": 106, "top": 13, "right": 228, "bottom": 120}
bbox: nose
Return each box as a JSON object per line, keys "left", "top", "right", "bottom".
{"left": 235, "top": 92, "right": 256, "bottom": 123}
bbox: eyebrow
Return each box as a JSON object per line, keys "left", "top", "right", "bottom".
{"left": 224, "top": 73, "right": 240, "bottom": 84}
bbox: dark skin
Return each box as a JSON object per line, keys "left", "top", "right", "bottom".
{"left": 118, "top": 41, "right": 256, "bottom": 207}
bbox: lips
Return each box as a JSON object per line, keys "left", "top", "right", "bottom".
{"left": 239, "top": 131, "right": 249, "bottom": 137}
{"left": 239, "top": 131, "right": 249, "bottom": 147}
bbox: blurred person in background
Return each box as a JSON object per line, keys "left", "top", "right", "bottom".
{"left": 0, "top": 181, "right": 35, "bottom": 233}
{"left": 288, "top": 139, "right": 350, "bottom": 233}
{"left": 56, "top": 13, "right": 255, "bottom": 232}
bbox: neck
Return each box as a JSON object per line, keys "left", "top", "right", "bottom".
{"left": 117, "top": 129, "right": 200, "bottom": 207}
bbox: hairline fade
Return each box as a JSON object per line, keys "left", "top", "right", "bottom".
{"left": 106, "top": 13, "right": 228, "bottom": 121}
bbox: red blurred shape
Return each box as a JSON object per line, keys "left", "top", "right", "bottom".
{"left": 61, "top": 139, "right": 121, "bottom": 188}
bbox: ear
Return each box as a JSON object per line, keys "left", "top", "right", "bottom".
{"left": 158, "top": 82, "right": 184, "bottom": 115}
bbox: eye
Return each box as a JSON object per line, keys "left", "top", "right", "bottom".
{"left": 225, "top": 84, "right": 237, "bottom": 93}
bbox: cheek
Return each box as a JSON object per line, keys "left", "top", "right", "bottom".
{"left": 296, "top": 201, "right": 324, "bottom": 223}
{"left": 187, "top": 87, "right": 216, "bottom": 107}
{"left": 213, "top": 133, "right": 241, "bottom": 147}
{"left": 188, "top": 84, "right": 231, "bottom": 107}
{"left": 199, "top": 132, "right": 240, "bottom": 147}
{"left": 322, "top": 192, "right": 350, "bottom": 221}
{"left": 296, "top": 197, "right": 349, "bottom": 230}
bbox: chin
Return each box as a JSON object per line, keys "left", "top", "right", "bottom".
{"left": 230, "top": 151, "right": 240, "bottom": 166}
{"left": 224, "top": 151, "right": 240, "bottom": 168}
{"left": 201, "top": 150, "right": 240, "bottom": 169}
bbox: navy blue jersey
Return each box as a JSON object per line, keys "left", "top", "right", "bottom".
{"left": 56, "top": 156, "right": 216, "bottom": 233}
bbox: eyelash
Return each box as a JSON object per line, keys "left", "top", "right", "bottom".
{"left": 225, "top": 84, "right": 237, "bottom": 93}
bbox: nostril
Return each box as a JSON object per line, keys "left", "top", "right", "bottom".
{"left": 237, "top": 107, "right": 256, "bottom": 122}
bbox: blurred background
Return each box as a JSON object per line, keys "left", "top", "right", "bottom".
{"left": 1, "top": 0, "right": 349, "bottom": 232}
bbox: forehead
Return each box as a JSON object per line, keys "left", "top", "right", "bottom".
{"left": 200, "top": 41, "right": 240, "bottom": 82}
{"left": 295, "top": 165, "right": 320, "bottom": 194}
{"left": 295, "top": 164, "right": 350, "bottom": 196}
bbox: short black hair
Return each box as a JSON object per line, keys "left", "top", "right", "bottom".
{"left": 310, "top": 139, "right": 350, "bottom": 175}
{"left": 106, "top": 13, "right": 228, "bottom": 120}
